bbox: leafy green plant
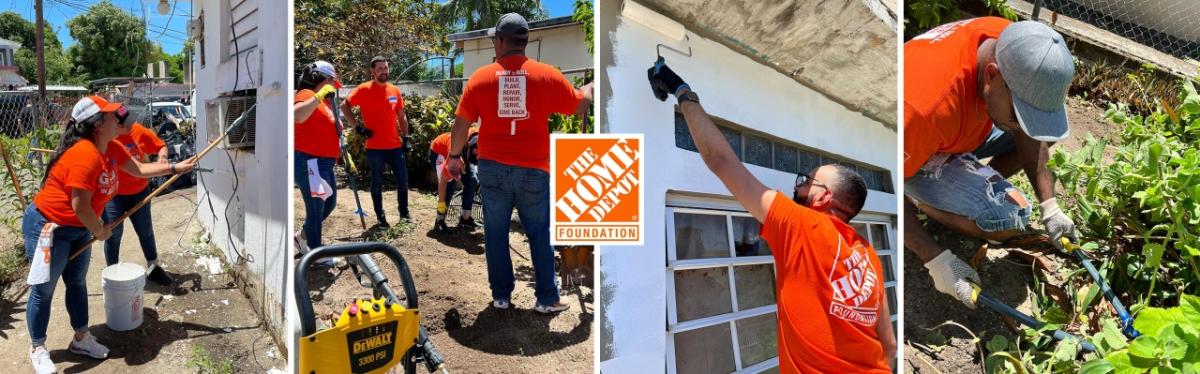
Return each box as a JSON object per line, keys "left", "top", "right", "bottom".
{"left": 1049, "top": 80, "right": 1200, "bottom": 305}
{"left": 1079, "top": 294, "right": 1200, "bottom": 373}
{"left": 0, "top": 127, "right": 60, "bottom": 233}
{"left": 185, "top": 345, "right": 233, "bottom": 374}
{"left": 904, "top": 0, "right": 1017, "bottom": 40}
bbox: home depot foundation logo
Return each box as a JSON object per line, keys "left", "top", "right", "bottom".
{"left": 550, "top": 134, "right": 644, "bottom": 245}
{"left": 828, "top": 241, "right": 880, "bottom": 327}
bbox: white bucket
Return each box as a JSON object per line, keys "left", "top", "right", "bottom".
{"left": 101, "top": 263, "right": 146, "bottom": 331}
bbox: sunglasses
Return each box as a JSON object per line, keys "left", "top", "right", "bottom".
{"left": 794, "top": 173, "right": 825, "bottom": 189}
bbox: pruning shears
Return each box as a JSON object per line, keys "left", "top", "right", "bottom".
{"left": 1060, "top": 237, "right": 1140, "bottom": 339}
{"left": 970, "top": 283, "right": 1097, "bottom": 353}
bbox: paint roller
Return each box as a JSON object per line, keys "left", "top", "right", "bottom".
{"left": 621, "top": 1, "right": 692, "bottom": 59}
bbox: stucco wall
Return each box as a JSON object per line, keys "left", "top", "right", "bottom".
{"left": 192, "top": 0, "right": 289, "bottom": 347}
{"left": 598, "top": 5, "right": 897, "bottom": 372}
{"left": 458, "top": 24, "right": 593, "bottom": 76}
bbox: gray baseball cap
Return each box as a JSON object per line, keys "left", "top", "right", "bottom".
{"left": 488, "top": 13, "right": 529, "bottom": 39}
{"left": 995, "top": 21, "right": 1075, "bottom": 142}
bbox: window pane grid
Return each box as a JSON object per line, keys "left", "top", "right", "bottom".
{"left": 674, "top": 113, "right": 893, "bottom": 193}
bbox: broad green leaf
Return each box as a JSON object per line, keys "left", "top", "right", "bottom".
{"left": 1128, "top": 335, "right": 1159, "bottom": 359}
{"left": 986, "top": 334, "right": 1009, "bottom": 352}
{"left": 1136, "top": 307, "right": 1187, "bottom": 336}
{"left": 1055, "top": 338, "right": 1082, "bottom": 364}
{"left": 1081, "top": 359, "right": 1115, "bottom": 374}
{"left": 1144, "top": 243, "right": 1166, "bottom": 269}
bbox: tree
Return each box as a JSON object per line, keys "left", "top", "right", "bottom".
{"left": 0, "top": 11, "right": 81, "bottom": 84}
{"left": 295, "top": 0, "right": 447, "bottom": 85}
{"left": 0, "top": 11, "right": 61, "bottom": 50}
{"left": 15, "top": 47, "right": 82, "bottom": 85}
{"left": 66, "top": 1, "right": 157, "bottom": 80}
{"left": 436, "top": 0, "right": 547, "bottom": 32}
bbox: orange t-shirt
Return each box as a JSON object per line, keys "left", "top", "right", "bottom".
{"left": 455, "top": 55, "right": 584, "bottom": 172}
{"left": 428, "top": 128, "right": 479, "bottom": 157}
{"left": 759, "top": 192, "right": 890, "bottom": 373}
{"left": 33, "top": 139, "right": 132, "bottom": 227}
{"left": 294, "top": 89, "right": 341, "bottom": 159}
{"left": 346, "top": 81, "right": 406, "bottom": 150}
{"left": 114, "top": 123, "right": 165, "bottom": 195}
{"left": 903, "top": 17, "right": 1010, "bottom": 178}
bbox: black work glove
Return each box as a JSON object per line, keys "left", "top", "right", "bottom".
{"left": 647, "top": 57, "right": 688, "bottom": 102}
{"left": 355, "top": 125, "right": 374, "bottom": 138}
{"left": 403, "top": 135, "right": 414, "bottom": 153}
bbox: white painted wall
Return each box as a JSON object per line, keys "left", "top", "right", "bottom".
{"left": 599, "top": 10, "right": 898, "bottom": 373}
{"left": 458, "top": 23, "right": 593, "bottom": 76}
{"left": 191, "top": 0, "right": 289, "bottom": 342}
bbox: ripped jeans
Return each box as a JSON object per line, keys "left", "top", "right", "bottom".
{"left": 906, "top": 128, "right": 1031, "bottom": 232}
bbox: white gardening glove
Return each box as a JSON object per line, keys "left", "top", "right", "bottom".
{"left": 924, "top": 250, "right": 981, "bottom": 308}
{"left": 1040, "top": 198, "right": 1077, "bottom": 250}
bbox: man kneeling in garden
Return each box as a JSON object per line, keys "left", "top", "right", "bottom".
{"left": 904, "top": 18, "right": 1078, "bottom": 308}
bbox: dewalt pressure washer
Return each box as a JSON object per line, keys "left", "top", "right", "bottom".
{"left": 296, "top": 242, "right": 446, "bottom": 373}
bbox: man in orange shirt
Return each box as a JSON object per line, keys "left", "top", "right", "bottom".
{"left": 429, "top": 128, "right": 479, "bottom": 231}
{"left": 341, "top": 56, "right": 412, "bottom": 226}
{"left": 444, "top": 13, "right": 593, "bottom": 314}
{"left": 104, "top": 106, "right": 174, "bottom": 285}
{"left": 904, "top": 19, "right": 1077, "bottom": 308}
{"left": 648, "top": 61, "right": 894, "bottom": 372}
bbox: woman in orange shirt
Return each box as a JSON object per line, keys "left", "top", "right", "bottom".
{"left": 293, "top": 61, "right": 341, "bottom": 265}
{"left": 23, "top": 96, "right": 194, "bottom": 373}
{"left": 104, "top": 105, "right": 174, "bottom": 285}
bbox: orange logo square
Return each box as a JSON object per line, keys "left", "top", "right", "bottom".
{"left": 550, "top": 134, "right": 644, "bottom": 245}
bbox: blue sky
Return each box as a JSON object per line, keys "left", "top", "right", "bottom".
{"left": 5, "top": 0, "right": 191, "bottom": 54}
{"left": 4, "top": 0, "right": 578, "bottom": 55}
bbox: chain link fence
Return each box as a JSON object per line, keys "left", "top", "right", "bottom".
{"left": 1038, "top": 0, "right": 1200, "bottom": 60}
{"left": 0, "top": 89, "right": 87, "bottom": 236}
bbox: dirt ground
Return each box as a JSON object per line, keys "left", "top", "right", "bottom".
{"left": 0, "top": 187, "right": 285, "bottom": 373}
{"left": 904, "top": 97, "right": 1113, "bottom": 373}
{"left": 294, "top": 183, "right": 594, "bottom": 374}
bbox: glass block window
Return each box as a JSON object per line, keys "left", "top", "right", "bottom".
{"left": 674, "top": 112, "right": 893, "bottom": 193}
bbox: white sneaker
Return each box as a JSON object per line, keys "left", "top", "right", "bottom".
{"left": 28, "top": 346, "right": 55, "bottom": 374}
{"left": 68, "top": 332, "right": 109, "bottom": 359}
{"left": 535, "top": 302, "right": 570, "bottom": 314}
{"left": 294, "top": 231, "right": 310, "bottom": 254}
{"left": 492, "top": 299, "right": 511, "bottom": 309}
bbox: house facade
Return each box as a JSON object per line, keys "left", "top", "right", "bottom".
{"left": 191, "top": 0, "right": 289, "bottom": 351}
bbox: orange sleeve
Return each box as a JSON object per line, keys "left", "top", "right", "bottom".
{"left": 294, "top": 89, "right": 314, "bottom": 104}
{"left": 759, "top": 191, "right": 823, "bottom": 263}
{"left": 136, "top": 125, "right": 165, "bottom": 154}
{"left": 548, "top": 67, "right": 584, "bottom": 115}
{"left": 108, "top": 140, "right": 132, "bottom": 165}
{"left": 455, "top": 78, "right": 479, "bottom": 122}
{"left": 345, "top": 85, "right": 363, "bottom": 107}
{"left": 395, "top": 87, "right": 406, "bottom": 113}
{"left": 902, "top": 102, "right": 938, "bottom": 179}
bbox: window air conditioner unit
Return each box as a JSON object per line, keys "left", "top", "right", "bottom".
{"left": 204, "top": 89, "right": 257, "bottom": 149}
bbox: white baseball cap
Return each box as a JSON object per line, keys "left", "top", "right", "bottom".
{"left": 71, "top": 95, "right": 121, "bottom": 123}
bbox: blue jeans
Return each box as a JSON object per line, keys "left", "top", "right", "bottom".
{"left": 103, "top": 186, "right": 157, "bottom": 266}
{"left": 905, "top": 128, "right": 1030, "bottom": 232}
{"left": 366, "top": 147, "right": 410, "bottom": 219}
{"left": 429, "top": 149, "right": 477, "bottom": 212}
{"left": 295, "top": 152, "right": 337, "bottom": 248}
{"left": 22, "top": 204, "right": 92, "bottom": 347}
{"left": 477, "top": 159, "right": 558, "bottom": 305}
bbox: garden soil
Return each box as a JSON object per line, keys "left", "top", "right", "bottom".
{"left": 904, "top": 97, "right": 1113, "bottom": 373}
{"left": 294, "top": 183, "right": 594, "bottom": 374}
{"left": 0, "top": 187, "right": 286, "bottom": 373}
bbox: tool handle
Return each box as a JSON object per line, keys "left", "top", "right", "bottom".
{"left": 975, "top": 288, "right": 1097, "bottom": 352}
{"left": 1062, "top": 238, "right": 1140, "bottom": 338}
